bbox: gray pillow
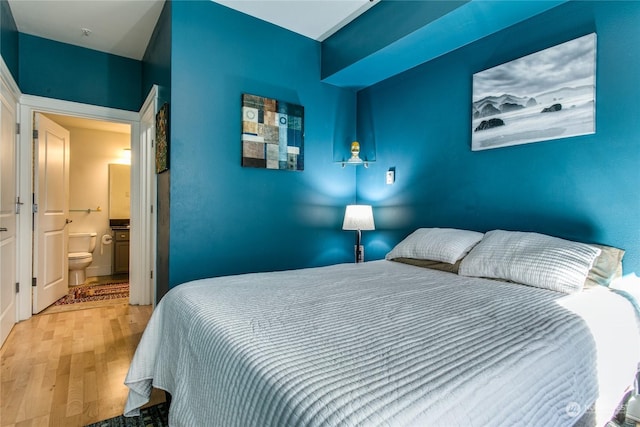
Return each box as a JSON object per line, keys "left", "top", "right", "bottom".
{"left": 459, "top": 230, "right": 601, "bottom": 294}
{"left": 385, "top": 228, "right": 484, "bottom": 264}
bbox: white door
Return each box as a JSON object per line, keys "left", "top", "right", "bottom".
{"left": 0, "top": 88, "right": 17, "bottom": 346}
{"left": 32, "top": 113, "right": 70, "bottom": 314}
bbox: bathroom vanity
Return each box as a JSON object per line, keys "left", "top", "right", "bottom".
{"left": 113, "top": 228, "right": 130, "bottom": 274}
{"left": 109, "top": 163, "right": 131, "bottom": 275}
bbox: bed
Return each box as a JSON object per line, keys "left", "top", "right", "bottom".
{"left": 124, "top": 229, "right": 640, "bottom": 426}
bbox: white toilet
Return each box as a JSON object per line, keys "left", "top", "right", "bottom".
{"left": 68, "top": 232, "right": 97, "bottom": 286}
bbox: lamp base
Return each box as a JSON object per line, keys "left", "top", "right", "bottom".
{"left": 354, "top": 244, "right": 364, "bottom": 263}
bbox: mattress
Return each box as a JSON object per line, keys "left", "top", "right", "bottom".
{"left": 124, "top": 260, "right": 640, "bottom": 426}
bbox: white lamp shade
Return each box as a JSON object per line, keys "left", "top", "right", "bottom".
{"left": 342, "top": 205, "right": 375, "bottom": 231}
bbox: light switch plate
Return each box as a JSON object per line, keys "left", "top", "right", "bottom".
{"left": 386, "top": 170, "right": 395, "bottom": 184}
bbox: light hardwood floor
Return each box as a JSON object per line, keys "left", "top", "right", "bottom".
{"left": 0, "top": 302, "right": 165, "bottom": 426}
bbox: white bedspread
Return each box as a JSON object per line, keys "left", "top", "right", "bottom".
{"left": 125, "top": 260, "right": 640, "bottom": 426}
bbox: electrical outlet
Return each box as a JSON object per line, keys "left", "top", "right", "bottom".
{"left": 386, "top": 170, "right": 395, "bottom": 184}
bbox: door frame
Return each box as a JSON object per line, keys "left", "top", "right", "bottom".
{"left": 0, "top": 57, "right": 20, "bottom": 345}
{"left": 133, "top": 85, "right": 158, "bottom": 306}
{"left": 17, "top": 95, "right": 154, "bottom": 320}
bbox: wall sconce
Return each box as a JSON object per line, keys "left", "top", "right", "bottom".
{"left": 341, "top": 141, "right": 369, "bottom": 168}
{"left": 342, "top": 204, "right": 375, "bottom": 263}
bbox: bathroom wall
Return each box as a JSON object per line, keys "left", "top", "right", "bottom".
{"left": 66, "top": 125, "right": 131, "bottom": 277}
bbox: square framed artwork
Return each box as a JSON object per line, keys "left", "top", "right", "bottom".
{"left": 155, "top": 102, "right": 169, "bottom": 173}
{"left": 241, "top": 94, "right": 304, "bottom": 171}
{"left": 471, "top": 33, "right": 596, "bottom": 151}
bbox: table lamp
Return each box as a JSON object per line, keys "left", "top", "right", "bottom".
{"left": 342, "top": 205, "right": 375, "bottom": 263}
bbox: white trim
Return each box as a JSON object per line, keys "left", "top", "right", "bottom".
{"left": 16, "top": 102, "right": 32, "bottom": 320}
{"left": 133, "top": 85, "right": 158, "bottom": 306}
{"left": 0, "top": 57, "right": 20, "bottom": 101}
{"left": 17, "top": 95, "right": 154, "bottom": 319}
{"left": 16, "top": 102, "right": 31, "bottom": 320}
{"left": 20, "top": 95, "right": 137, "bottom": 124}
{"left": 0, "top": 56, "right": 20, "bottom": 345}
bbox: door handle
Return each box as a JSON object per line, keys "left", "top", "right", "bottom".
{"left": 0, "top": 227, "right": 7, "bottom": 232}
{"left": 65, "top": 219, "right": 73, "bottom": 224}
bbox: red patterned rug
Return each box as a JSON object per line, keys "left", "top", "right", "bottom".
{"left": 53, "top": 282, "right": 129, "bottom": 306}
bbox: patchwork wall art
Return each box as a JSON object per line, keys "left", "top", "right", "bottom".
{"left": 242, "top": 94, "right": 304, "bottom": 171}
{"left": 155, "top": 102, "right": 169, "bottom": 173}
{"left": 471, "top": 33, "right": 596, "bottom": 151}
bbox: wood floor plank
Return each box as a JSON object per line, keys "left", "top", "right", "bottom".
{"left": 0, "top": 302, "right": 157, "bottom": 427}
{"left": 81, "top": 400, "right": 100, "bottom": 426}
{"left": 17, "top": 362, "right": 49, "bottom": 421}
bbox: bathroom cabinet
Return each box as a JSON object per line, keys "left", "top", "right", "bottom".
{"left": 113, "top": 229, "right": 130, "bottom": 274}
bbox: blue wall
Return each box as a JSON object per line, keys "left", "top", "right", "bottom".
{"left": 142, "top": 0, "right": 172, "bottom": 302}
{"left": 3, "top": 0, "right": 638, "bottom": 286}
{"left": 142, "top": 0, "right": 171, "bottom": 104}
{"left": 19, "top": 34, "right": 142, "bottom": 111}
{"left": 356, "top": 1, "right": 640, "bottom": 273}
{"left": 322, "top": 0, "right": 468, "bottom": 83}
{"left": 168, "top": 1, "right": 357, "bottom": 287}
{"left": 0, "top": 0, "right": 18, "bottom": 82}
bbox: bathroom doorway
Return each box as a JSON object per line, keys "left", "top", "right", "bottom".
{"left": 40, "top": 113, "right": 132, "bottom": 312}
{"left": 16, "top": 92, "right": 158, "bottom": 321}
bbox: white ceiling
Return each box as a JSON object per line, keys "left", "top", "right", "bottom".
{"left": 8, "top": 0, "right": 377, "bottom": 61}
{"left": 215, "top": 1, "right": 377, "bottom": 42}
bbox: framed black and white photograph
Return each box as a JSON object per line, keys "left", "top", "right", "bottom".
{"left": 471, "top": 33, "right": 596, "bottom": 151}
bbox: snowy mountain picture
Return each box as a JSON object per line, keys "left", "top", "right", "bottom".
{"left": 471, "top": 33, "right": 596, "bottom": 151}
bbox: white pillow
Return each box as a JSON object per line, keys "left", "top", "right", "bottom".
{"left": 385, "top": 228, "right": 484, "bottom": 264}
{"left": 459, "top": 230, "right": 602, "bottom": 294}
